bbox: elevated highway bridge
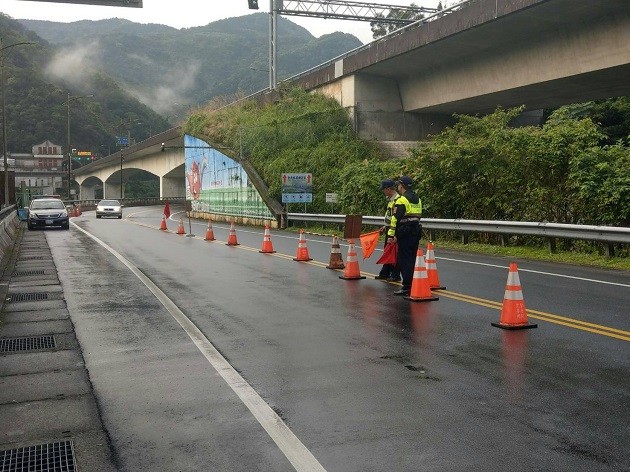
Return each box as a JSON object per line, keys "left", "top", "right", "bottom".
{"left": 74, "top": 0, "right": 630, "bottom": 199}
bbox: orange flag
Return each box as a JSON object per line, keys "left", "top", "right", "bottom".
{"left": 359, "top": 230, "right": 380, "bottom": 260}
{"left": 164, "top": 199, "right": 171, "bottom": 218}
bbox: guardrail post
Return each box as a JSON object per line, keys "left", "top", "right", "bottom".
{"left": 547, "top": 238, "right": 556, "bottom": 253}
{"left": 500, "top": 234, "right": 509, "bottom": 246}
{"left": 461, "top": 232, "right": 469, "bottom": 245}
{"left": 429, "top": 229, "right": 436, "bottom": 241}
{"left": 605, "top": 242, "right": 615, "bottom": 258}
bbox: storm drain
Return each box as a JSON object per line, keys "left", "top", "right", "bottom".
{"left": 18, "top": 256, "right": 46, "bottom": 260}
{"left": 6, "top": 293, "right": 49, "bottom": 302}
{"left": 0, "top": 336, "right": 56, "bottom": 352}
{"left": 0, "top": 440, "right": 76, "bottom": 471}
{"left": 12, "top": 270, "right": 46, "bottom": 277}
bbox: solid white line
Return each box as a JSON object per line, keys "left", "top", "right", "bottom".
{"left": 438, "top": 256, "right": 630, "bottom": 288}
{"left": 72, "top": 222, "right": 327, "bottom": 472}
{"left": 162, "top": 210, "right": 629, "bottom": 287}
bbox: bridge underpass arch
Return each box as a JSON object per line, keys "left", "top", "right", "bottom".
{"left": 79, "top": 176, "right": 104, "bottom": 200}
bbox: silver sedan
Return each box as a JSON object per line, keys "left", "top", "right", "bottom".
{"left": 96, "top": 199, "right": 123, "bottom": 219}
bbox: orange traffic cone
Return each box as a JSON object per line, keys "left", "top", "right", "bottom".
{"left": 426, "top": 241, "right": 445, "bottom": 290}
{"left": 492, "top": 263, "right": 537, "bottom": 330}
{"left": 293, "top": 229, "right": 312, "bottom": 261}
{"left": 259, "top": 226, "right": 276, "bottom": 253}
{"left": 68, "top": 206, "right": 75, "bottom": 218}
{"left": 226, "top": 222, "right": 239, "bottom": 246}
{"left": 404, "top": 249, "right": 439, "bottom": 302}
{"left": 204, "top": 220, "right": 215, "bottom": 241}
{"left": 339, "top": 239, "right": 366, "bottom": 280}
{"left": 176, "top": 216, "right": 186, "bottom": 235}
{"left": 326, "top": 234, "right": 345, "bottom": 269}
{"left": 159, "top": 215, "right": 168, "bottom": 231}
{"left": 76, "top": 205, "right": 82, "bottom": 216}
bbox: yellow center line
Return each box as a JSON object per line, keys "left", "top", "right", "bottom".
{"left": 438, "top": 290, "right": 630, "bottom": 342}
{"left": 122, "top": 218, "right": 630, "bottom": 342}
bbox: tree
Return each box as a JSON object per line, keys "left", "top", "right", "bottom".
{"left": 370, "top": 3, "right": 425, "bottom": 39}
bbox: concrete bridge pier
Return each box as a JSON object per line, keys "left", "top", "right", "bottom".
{"left": 105, "top": 182, "right": 123, "bottom": 200}
{"left": 162, "top": 175, "right": 184, "bottom": 199}
{"left": 80, "top": 185, "right": 96, "bottom": 200}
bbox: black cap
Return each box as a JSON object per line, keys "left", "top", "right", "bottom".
{"left": 398, "top": 176, "right": 413, "bottom": 187}
{"left": 379, "top": 179, "right": 396, "bottom": 190}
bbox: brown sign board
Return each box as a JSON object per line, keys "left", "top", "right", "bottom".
{"left": 185, "top": 200, "right": 192, "bottom": 212}
{"left": 344, "top": 215, "right": 363, "bottom": 240}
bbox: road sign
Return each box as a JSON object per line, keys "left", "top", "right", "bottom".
{"left": 281, "top": 173, "right": 312, "bottom": 193}
{"left": 282, "top": 193, "right": 312, "bottom": 203}
{"left": 326, "top": 193, "right": 337, "bottom": 203}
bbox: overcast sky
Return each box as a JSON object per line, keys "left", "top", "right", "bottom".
{"left": 2, "top": 0, "right": 452, "bottom": 44}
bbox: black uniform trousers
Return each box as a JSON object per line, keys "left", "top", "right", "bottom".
{"left": 397, "top": 223, "right": 421, "bottom": 290}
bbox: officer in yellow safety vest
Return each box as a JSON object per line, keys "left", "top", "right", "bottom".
{"left": 375, "top": 179, "right": 401, "bottom": 282}
{"left": 387, "top": 175, "right": 422, "bottom": 295}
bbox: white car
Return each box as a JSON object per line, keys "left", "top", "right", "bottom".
{"left": 96, "top": 199, "right": 123, "bottom": 219}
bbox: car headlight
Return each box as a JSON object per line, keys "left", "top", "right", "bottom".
{"left": 29, "top": 212, "right": 38, "bottom": 219}
{"left": 61, "top": 211, "right": 68, "bottom": 217}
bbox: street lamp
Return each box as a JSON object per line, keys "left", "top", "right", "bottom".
{"left": 117, "top": 117, "right": 141, "bottom": 199}
{"left": 63, "top": 92, "right": 93, "bottom": 200}
{"left": 1, "top": 39, "right": 36, "bottom": 208}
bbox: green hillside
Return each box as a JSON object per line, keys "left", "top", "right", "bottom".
{"left": 0, "top": 14, "right": 171, "bottom": 155}
{"left": 20, "top": 14, "right": 362, "bottom": 112}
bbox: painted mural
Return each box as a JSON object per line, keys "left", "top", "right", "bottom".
{"left": 184, "top": 135, "right": 273, "bottom": 219}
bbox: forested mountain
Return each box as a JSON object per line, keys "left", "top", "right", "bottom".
{"left": 0, "top": 14, "right": 171, "bottom": 155}
{"left": 20, "top": 14, "right": 361, "bottom": 117}
{"left": 0, "top": 12, "right": 361, "bottom": 155}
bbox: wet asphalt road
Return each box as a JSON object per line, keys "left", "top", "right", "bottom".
{"left": 44, "top": 205, "right": 630, "bottom": 471}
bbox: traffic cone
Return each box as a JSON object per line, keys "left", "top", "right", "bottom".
{"left": 293, "top": 229, "right": 312, "bottom": 261}
{"left": 426, "top": 241, "right": 446, "bottom": 290}
{"left": 76, "top": 205, "right": 82, "bottom": 216}
{"left": 176, "top": 216, "right": 186, "bottom": 235}
{"left": 204, "top": 220, "right": 215, "bottom": 241}
{"left": 259, "top": 226, "right": 276, "bottom": 253}
{"left": 326, "top": 234, "right": 345, "bottom": 269}
{"left": 339, "top": 239, "right": 366, "bottom": 280}
{"left": 226, "top": 222, "right": 239, "bottom": 246}
{"left": 404, "top": 249, "right": 439, "bottom": 302}
{"left": 68, "top": 206, "right": 75, "bottom": 218}
{"left": 159, "top": 215, "right": 168, "bottom": 231}
{"left": 492, "top": 263, "right": 537, "bottom": 330}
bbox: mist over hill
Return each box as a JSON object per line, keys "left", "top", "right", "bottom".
{"left": 21, "top": 13, "right": 362, "bottom": 116}
{"left": 0, "top": 12, "right": 361, "bottom": 154}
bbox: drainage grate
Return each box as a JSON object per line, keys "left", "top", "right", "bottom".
{"left": 0, "top": 440, "right": 76, "bottom": 471}
{"left": 0, "top": 336, "right": 56, "bottom": 352}
{"left": 18, "top": 256, "right": 45, "bottom": 260}
{"left": 6, "top": 293, "right": 49, "bottom": 302}
{"left": 12, "top": 270, "right": 46, "bottom": 277}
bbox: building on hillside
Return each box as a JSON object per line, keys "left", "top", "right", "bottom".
{"left": 13, "top": 140, "right": 65, "bottom": 196}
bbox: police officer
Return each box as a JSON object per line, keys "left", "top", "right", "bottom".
{"left": 387, "top": 176, "right": 422, "bottom": 295}
{"left": 375, "top": 179, "right": 401, "bottom": 282}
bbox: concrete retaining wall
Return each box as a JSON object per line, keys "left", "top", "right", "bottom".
{"left": 0, "top": 207, "right": 20, "bottom": 265}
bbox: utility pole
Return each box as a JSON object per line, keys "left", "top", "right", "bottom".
{"left": 248, "top": 0, "right": 439, "bottom": 91}
{"left": 1, "top": 39, "right": 36, "bottom": 208}
{"left": 63, "top": 93, "right": 93, "bottom": 200}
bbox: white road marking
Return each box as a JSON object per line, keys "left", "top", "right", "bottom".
{"left": 72, "top": 222, "right": 328, "bottom": 472}
{"left": 438, "top": 257, "right": 630, "bottom": 288}
{"left": 134, "top": 208, "right": 629, "bottom": 288}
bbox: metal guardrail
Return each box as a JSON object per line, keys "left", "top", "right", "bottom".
{"left": 287, "top": 213, "right": 630, "bottom": 245}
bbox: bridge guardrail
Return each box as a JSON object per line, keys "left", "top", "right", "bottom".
{"left": 287, "top": 213, "right": 630, "bottom": 255}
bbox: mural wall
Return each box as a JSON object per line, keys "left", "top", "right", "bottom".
{"left": 184, "top": 135, "right": 273, "bottom": 219}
